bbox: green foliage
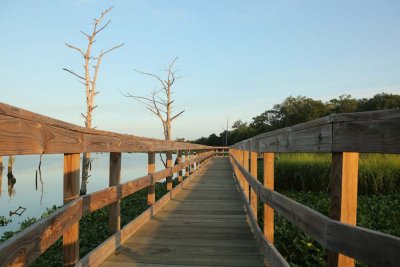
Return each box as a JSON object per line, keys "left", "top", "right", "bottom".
{"left": 0, "top": 216, "right": 11, "bottom": 227}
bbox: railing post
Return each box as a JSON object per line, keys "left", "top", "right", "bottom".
{"left": 191, "top": 150, "right": 196, "bottom": 174}
{"left": 236, "top": 149, "right": 244, "bottom": 190}
{"left": 185, "top": 150, "right": 190, "bottom": 177}
{"left": 166, "top": 151, "right": 173, "bottom": 190}
{"left": 63, "top": 153, "right": 80, "bottom": 267}
{"left": 197, "top": 151, "right": 202, "bottom": 169}
{"left": 109, "top": 152, "right": 121, "bottom": 234}
{"left": 177, "top": 150, "right": 183, "bottom": 182}
{"left": 243, "top": 150, "right": 250, "bottom": 201}
{"left": 250, "top": 151, "right": 258, "bottom": 219}
{"left": 147, "top": 152, "right": 156, "bottom": 205}
{"left": 263, "top": 152, "right": 275, "bottom": 244}
{"left": 328, "top": 152, "right": 359, "bottom": 267}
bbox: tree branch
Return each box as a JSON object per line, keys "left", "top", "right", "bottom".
{"left": 65, "top": 43, "right": 85, "bottom": 57}
{"left": 134, "top": 69, "right": 167, "bottom": 90}
{"left": 63, "top": 68, "right": 86, "bottom": 81}
{"left": 100, "top": 43, "right": 124, "bottom": 57}
{"left": 171, "top": 110, "right": 185, "bottom": 121}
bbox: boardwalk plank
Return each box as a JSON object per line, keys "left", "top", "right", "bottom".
{"left": 101, "top": 158, "right": 265, "bottom": 267}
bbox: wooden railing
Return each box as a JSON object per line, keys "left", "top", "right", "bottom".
{"left": 229, "top": 109, "right": 400, "bottom": 267}
{"left": 0, "top": 103, "right": 215, "bottom": 266}
{"left": 213, "top": 147, "right": 229, "bottom": 157}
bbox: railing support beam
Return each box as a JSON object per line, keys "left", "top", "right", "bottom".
{"left": 328, "top": 152, "right": 359, "bottom": 267}
{"left": 147, "top": 152, "right": 156, "bottom": 205}
{"left": 63, "top": 153, "right": 80, "bottom": 267}
{"left": 177, "top": 150, "right": 183, "bottom": 182}
{"left": 109, "top": 152, "right": 121, "bottom": 234}
{"left": 263, "top": 152, "right": 275, "bottom": 244}
{"left": 250, "top": 152, "right": 258, "bottom": 221}
{"left": 243, "top": 150, "right": 250, "bottom": 201}
{"left": 166, "top": 152, "right": 173, "bottom": 190}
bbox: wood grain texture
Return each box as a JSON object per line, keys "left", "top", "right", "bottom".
{"left": 243, "top": 150, "right": 250, "bottom": 201}
{"left": 332, "top": 119, "right": 400, "bottom": 153}
{"left": 231, "top": 109, "right": 400, "bottom": 154}
{"left": 76, "top": 158, "right": 209, "bottom": 267}
{"left": 147, "top": 152, "right": 156, "bottom": 205}
{"left": 0, "top": 199, "right": 82, "bottom": 266}
{"left": 231, "top": 161, "right": 289, "bottom": 267}
{"left": 263, "top": 152, "right": 275, "bottom": 244}
{"left": 230, "top": 153, "right": 400, "bottom": 267}
{"left": 63, "top": 153, "right": 80, "bottom": 267}
{"left": 232, "top": 118, "right": 332, "bottom": 153}
{"left": 101, "top": 158, "right": 264, "bottom": 267}
{"left": 329, "top": 152, "right": 359, "bottom": 267}
{"left": 250, "top": 151, "right": 258, "bottom": 219}
{"left": 0, "top": 103, "right": 211, "bottom": 156}
{"left": 166, "top": 152, "right": 173, "bottom": 190}
{"left": 109, "top": 152, "right": 122, "bottom": 234}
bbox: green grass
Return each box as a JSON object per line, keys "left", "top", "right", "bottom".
{"left": 264, "top": 153, "right": 400, "bottom": 194}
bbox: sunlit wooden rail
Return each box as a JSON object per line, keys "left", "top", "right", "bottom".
{"left": 0, "top": 103, "right": 400, "bottom": 267}
{"left": 0, "top": 103, "right": 214, "bottom": 266}
{"left": 230, "top": 108, "right": 400, "bottom": 267}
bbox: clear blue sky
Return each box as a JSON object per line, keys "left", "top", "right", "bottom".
{"left": 1, "top": 0, "right": 399, "bottom": 140}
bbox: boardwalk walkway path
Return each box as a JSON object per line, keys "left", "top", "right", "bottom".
{"left": 101, "top": 158, "right": 265, "bottom": 267}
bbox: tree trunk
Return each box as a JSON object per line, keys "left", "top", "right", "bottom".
{"left": 80, "top": 152, "right": 90, "bottom": 195}
{"left": 80, "top": 111, "right": 92, "bottom": 195}
{"left": 7, "top": 156, "right": 13, "bottom": 175}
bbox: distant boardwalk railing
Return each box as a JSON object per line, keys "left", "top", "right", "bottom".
{"left": 229, "top": 109, "right": 400, "bottom": 267}
{"left": 0, "top": 103, "right": 216, "bottom": 266}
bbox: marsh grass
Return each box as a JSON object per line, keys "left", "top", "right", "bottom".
{"left": 264, "top": 153, "right": 400, "bottom": 194}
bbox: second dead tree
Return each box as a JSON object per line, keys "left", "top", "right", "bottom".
{"left": 124, "top": 58, "right": 185, "bottom": 189}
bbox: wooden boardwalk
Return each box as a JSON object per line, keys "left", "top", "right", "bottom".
{"left": 101, "top": 158, "right": 265, "bottom": 267}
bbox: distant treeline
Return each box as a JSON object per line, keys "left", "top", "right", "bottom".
{"left": 191, "top": 93, "right": 400, "bottom": 146}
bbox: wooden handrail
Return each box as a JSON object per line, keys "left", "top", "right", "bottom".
{"left": 0, "top": 102, "right": 211, "bottom": 155}
{"left": 0, "top": 102, "right": 219, "bottom": 266}
{"left": 0, "top": 151, "right": 213, "bottom": 266}
{"left": 231, "top": 109, "right": 400, "bottom": 153}
{"left": 230, "top": 153, "right": 400, "bottom": 267}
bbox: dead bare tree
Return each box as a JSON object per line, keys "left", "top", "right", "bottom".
{"left": 124, "top": 58, "right": 184, "bottom": 170}
{"left": 63, "top": 7, "right": 123, "bottom": 195}
{"left": 125, "top": 58, "right": 184, "bottom": 142}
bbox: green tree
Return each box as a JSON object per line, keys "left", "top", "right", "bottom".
{"left": 329, "top": 94, "right": 359, "bottom": 113}
{"left": 358, "top": 93, "right": 400, "bottom": 111}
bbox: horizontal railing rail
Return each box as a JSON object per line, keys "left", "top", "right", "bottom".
{"left": 0, "top": 102, "right": 210, "bottom": 155}
{"left": 0, "top": 152, "right": 213, "bottom": 266}
{"left": 0, "top": 103, "right": 218, "bottom": 266}
{"left": 228, "top": 108, "right": 400, "bottom": 267}
{"left": 231, "top": 109, "right": 400, "bottom": 154}
{"left": 230, "top": 154, "right": 400, "bottom": 267}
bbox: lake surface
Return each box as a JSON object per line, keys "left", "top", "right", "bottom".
{"left": 0, "top": 153, "right": 176, "bottom": 235}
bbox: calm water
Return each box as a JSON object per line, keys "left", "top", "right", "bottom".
{"left": 0, "top": 153, "right": 176, "bottom": 235}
